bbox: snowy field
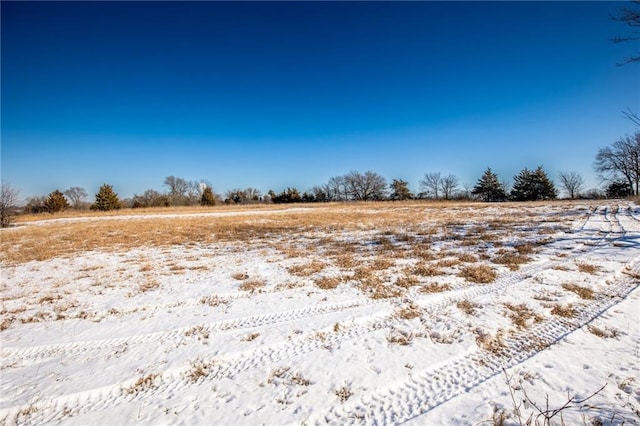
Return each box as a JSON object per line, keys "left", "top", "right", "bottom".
{"left": 0, "top": 201, "right": 638, "bottom": 425}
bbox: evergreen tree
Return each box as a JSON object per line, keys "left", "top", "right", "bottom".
{"left": 531, "top": 166, "right": 557, "bottom": 200}
{"left": 44, "top": 190, "right": 70, "bottom": 213}
{"left": 511, "top": 166, "right": 557, "bottom": 201}
{"left": 389, "top": 179, "right": 413, "bottom": 200}
{"left": 511, "top": 168, "right": 534, "bottom": 201}
{"left": 472, "top": 168, "right": 507, "bottom": 202}
{"left": 91, "top": 184, "right": 122, "bottom": 211}
{"left": 200, "top": 187, "right": 216, "bottom": 206}
{"left": 606, "top": 181, "right": 632, "bottom": 198}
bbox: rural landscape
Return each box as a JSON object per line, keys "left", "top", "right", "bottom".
{"left": 2, "top": 1, "right": 640, "bottom": 425}
{"left": 0, "top": 200, "right": 638, "bottom": 424}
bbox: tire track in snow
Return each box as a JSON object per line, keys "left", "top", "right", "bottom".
{"left": 1, "top": 205, "right": 632, "bottom": 423}
{"left": 2, "top": 206, "right": 614, "bottom": 366}
{"left": 311, "top": 264, "right": 640, "bottom": 425}
{"left": 2, "top": 221, "right": 633, "bottom": 424}
{"left": 1, "top": 204, "right": 624, "bottom": 370}
{"left": 0, "top": 297, "right": 379, "bottom": 364}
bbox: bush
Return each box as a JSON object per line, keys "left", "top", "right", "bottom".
{"left": 44, "top": 190, "right": 70, "bottom": 213}
{"left": 201, "top": 187, "right": 216, "bottom": 206}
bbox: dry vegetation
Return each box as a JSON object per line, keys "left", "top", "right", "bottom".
{"left": 0, "top": 201, "right": 577, "bottom": 305}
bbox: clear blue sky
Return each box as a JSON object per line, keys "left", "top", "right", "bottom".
{"left": 2, "top": 1, "right": 638, "bottom": 200}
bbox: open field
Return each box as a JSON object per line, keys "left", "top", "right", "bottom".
{"left": 1, "top": 201, "right": 639, "bottom": 425}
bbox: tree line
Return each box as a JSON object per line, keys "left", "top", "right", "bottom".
{"left": 1, "top": 128, "right": 638, "bottom": 227}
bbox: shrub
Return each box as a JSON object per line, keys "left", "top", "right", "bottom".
{"left": 200, "top": 187, "right": 216, "bottom": 206}
{"left": 459, "top": 265, "right": 497, "bottom": 283}
{"left": 44, "top": 190, "right": 70, "bottom": 213}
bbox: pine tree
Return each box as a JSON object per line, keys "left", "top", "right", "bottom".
{"left": 511, "top": 168, "right": 534, "bottom": 201}
{"left": 472, "top": 168, "right": 506, "bottom": 202}
{"left": 91, "top": 184, "right": 122, "bottom": 211}
{"left": 511, "top": 166, "right": 557, "bottom": 201}
{"left": 200, "top": 186, "right": 216, "bottom": 206}
{"left": 44, "top": 189, "right": 70, "bottom": 213}
{"left": 531, "top": 166, "right": 557, "bottom": 200}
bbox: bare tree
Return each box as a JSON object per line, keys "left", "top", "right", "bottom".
{"left": 419, "top": 172, "right": 442, "bottom": 199}
{"left": 0, "top": 184, "right": 20, "bottom": 227}
{"left": 623, "top": 107, "right": 640, "bottom": 127}
{"left": 325, "top": 175, "right": 348, "bottom": 201}
{"left": 64, "top": 187, "right": 88, "bottom": 209}
{"left": 558, "top": 171, "right": 585, "bottom": 199}
{"left": 611, "top": 0, "right": 640, "bottom": 65}
{"left": 345, "top": 170, "right": 387, "bottom": 201}
{"left": 164, "top": 176, "right": 190, "bottom": 204}
{"left": 439, "top": 174, "right": 459, "bottom": 200}
{"left": 244, "top": 187, "right": 262, "bottom": 203}
{"left": 595, "top": 132, "right": 640, "bottom": 195}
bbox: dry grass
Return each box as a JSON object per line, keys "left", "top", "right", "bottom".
{"left": 242, "top": 332, "right": 260, "bottom": 342}
{"left": 387, "top": 329, "right": 414, "bottom": 345}
{"left": 475, "top": 329, "right": 506, "bottom": 354}
{"left": 239, "top": 279, "right": 265, "bottom": 292}
{"left": 419, "top": 282, "right": 452, "bottom": 293}
{"left": 335, "top": 385, "right": 353, "bottom": 402}
{"left": 550, "top": 304, "right": 577, "bottom": 318}
{"left": 503, "top": 303, "right": 543, "bottom": 329}
{"left": 287, "top": 260, "right": 325, "bottom": 277}
{"left": 576, "top": 263, "right": 600, "bottom": 274}
{"left": 394, "top": 302, "right": 422, "bottom": 320}
{"left": 232, "top": 272, "right": 249, "bottom": 280}
{"left": 314, "top": 276, "right": 341, "bottom": 290}
{"left": 124, "top": 373, "right": 161, "bottom": 395}
{"left": 561, "top": 283, "right": 594, "bottom": 300}
{"left": 459, "top": 265, "right": 497, "bottom": 283}
{"left": 0, "top": 201, "right": 512, "bottom": 264}
{"left": 200, "top": 295, "right": 229, "bottom": 307}
{"left": 587, "top": 325, "right": 618, "bottom": 339}
{"left": 456, "top": 299, "right": 478, "bottom": 315}
{"left": 185, "top": 359, "right": 218, "bottom": 383}
{"left": 395, "top": 275, "right": 420, "bottom": 288}
{"left": 411, "top": 263, "right": 445, "bottom": 277}
{"left": 491, "top": 251, "right": 530, "bottom": 271}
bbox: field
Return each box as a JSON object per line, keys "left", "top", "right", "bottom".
{"left": 0, "top": 201, "right": 638, "bottom": 425}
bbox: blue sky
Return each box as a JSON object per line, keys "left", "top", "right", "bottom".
{"left": 2, "top": 1, "right": 638, "bottom": 200}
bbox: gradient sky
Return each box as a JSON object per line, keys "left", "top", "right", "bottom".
{"left": 2, "top": 1, "right": 639, "bottom": 200}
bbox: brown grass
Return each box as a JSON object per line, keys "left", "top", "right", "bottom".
{"left": 287, "top": 260, "right": 325, "bottom": 277}
{"left": 394, "top": 302, "right": 422, "bottom": 320}
{"left": 314, "top": 276, "right": 341, "bottom": 290}
{"left": 503, "top": 303, "right": 543, "bottom": 329}
{"left": 561, "top": 283, "right": 594, "bottom": 300}
{"left": 1, "top": 201, "right": 552, "bottom": 265}
{"left": 458, "top": 265, "right": 497, "bottom": 283}
{"left": 456, "top": 299, "right": 478, "bottom": 315}
{"left": 419, "top": 282, "right": 452, "bottom": 293}
{"left": 185, "top": 359, "right": 217, "bottom": 383}
{"left": 550, "top": 304, "right": 577, "bottom": 318}
{"left": 576, "top": 263, "right": 600, "bottom": 274}
{"left": 124, "top": 373, "right": 161, "bottom": 395}
{"left": 239, "top": 279, "right": 265, "bottom": 292}
{"left": 475, "top": 329, "right": 506, "bottom": 354}
{"left": 395, "top": 275, "right": 420, "bottom": 288}
{"left": 411, "top": 263, "right": 445, "bottom": 277}
{"left": 587, "top": 325, "right": 618, "bottom": 338}
{"left": 491, "top": 251, "right": 530, "bottom": 271}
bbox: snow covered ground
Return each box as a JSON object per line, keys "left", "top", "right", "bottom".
{"left": 1, "top": 201, "right": 638, "bottom": 425}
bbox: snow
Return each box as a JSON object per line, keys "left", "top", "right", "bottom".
{"left": 1, "top": 202, "right": 638, "bottom": 425}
